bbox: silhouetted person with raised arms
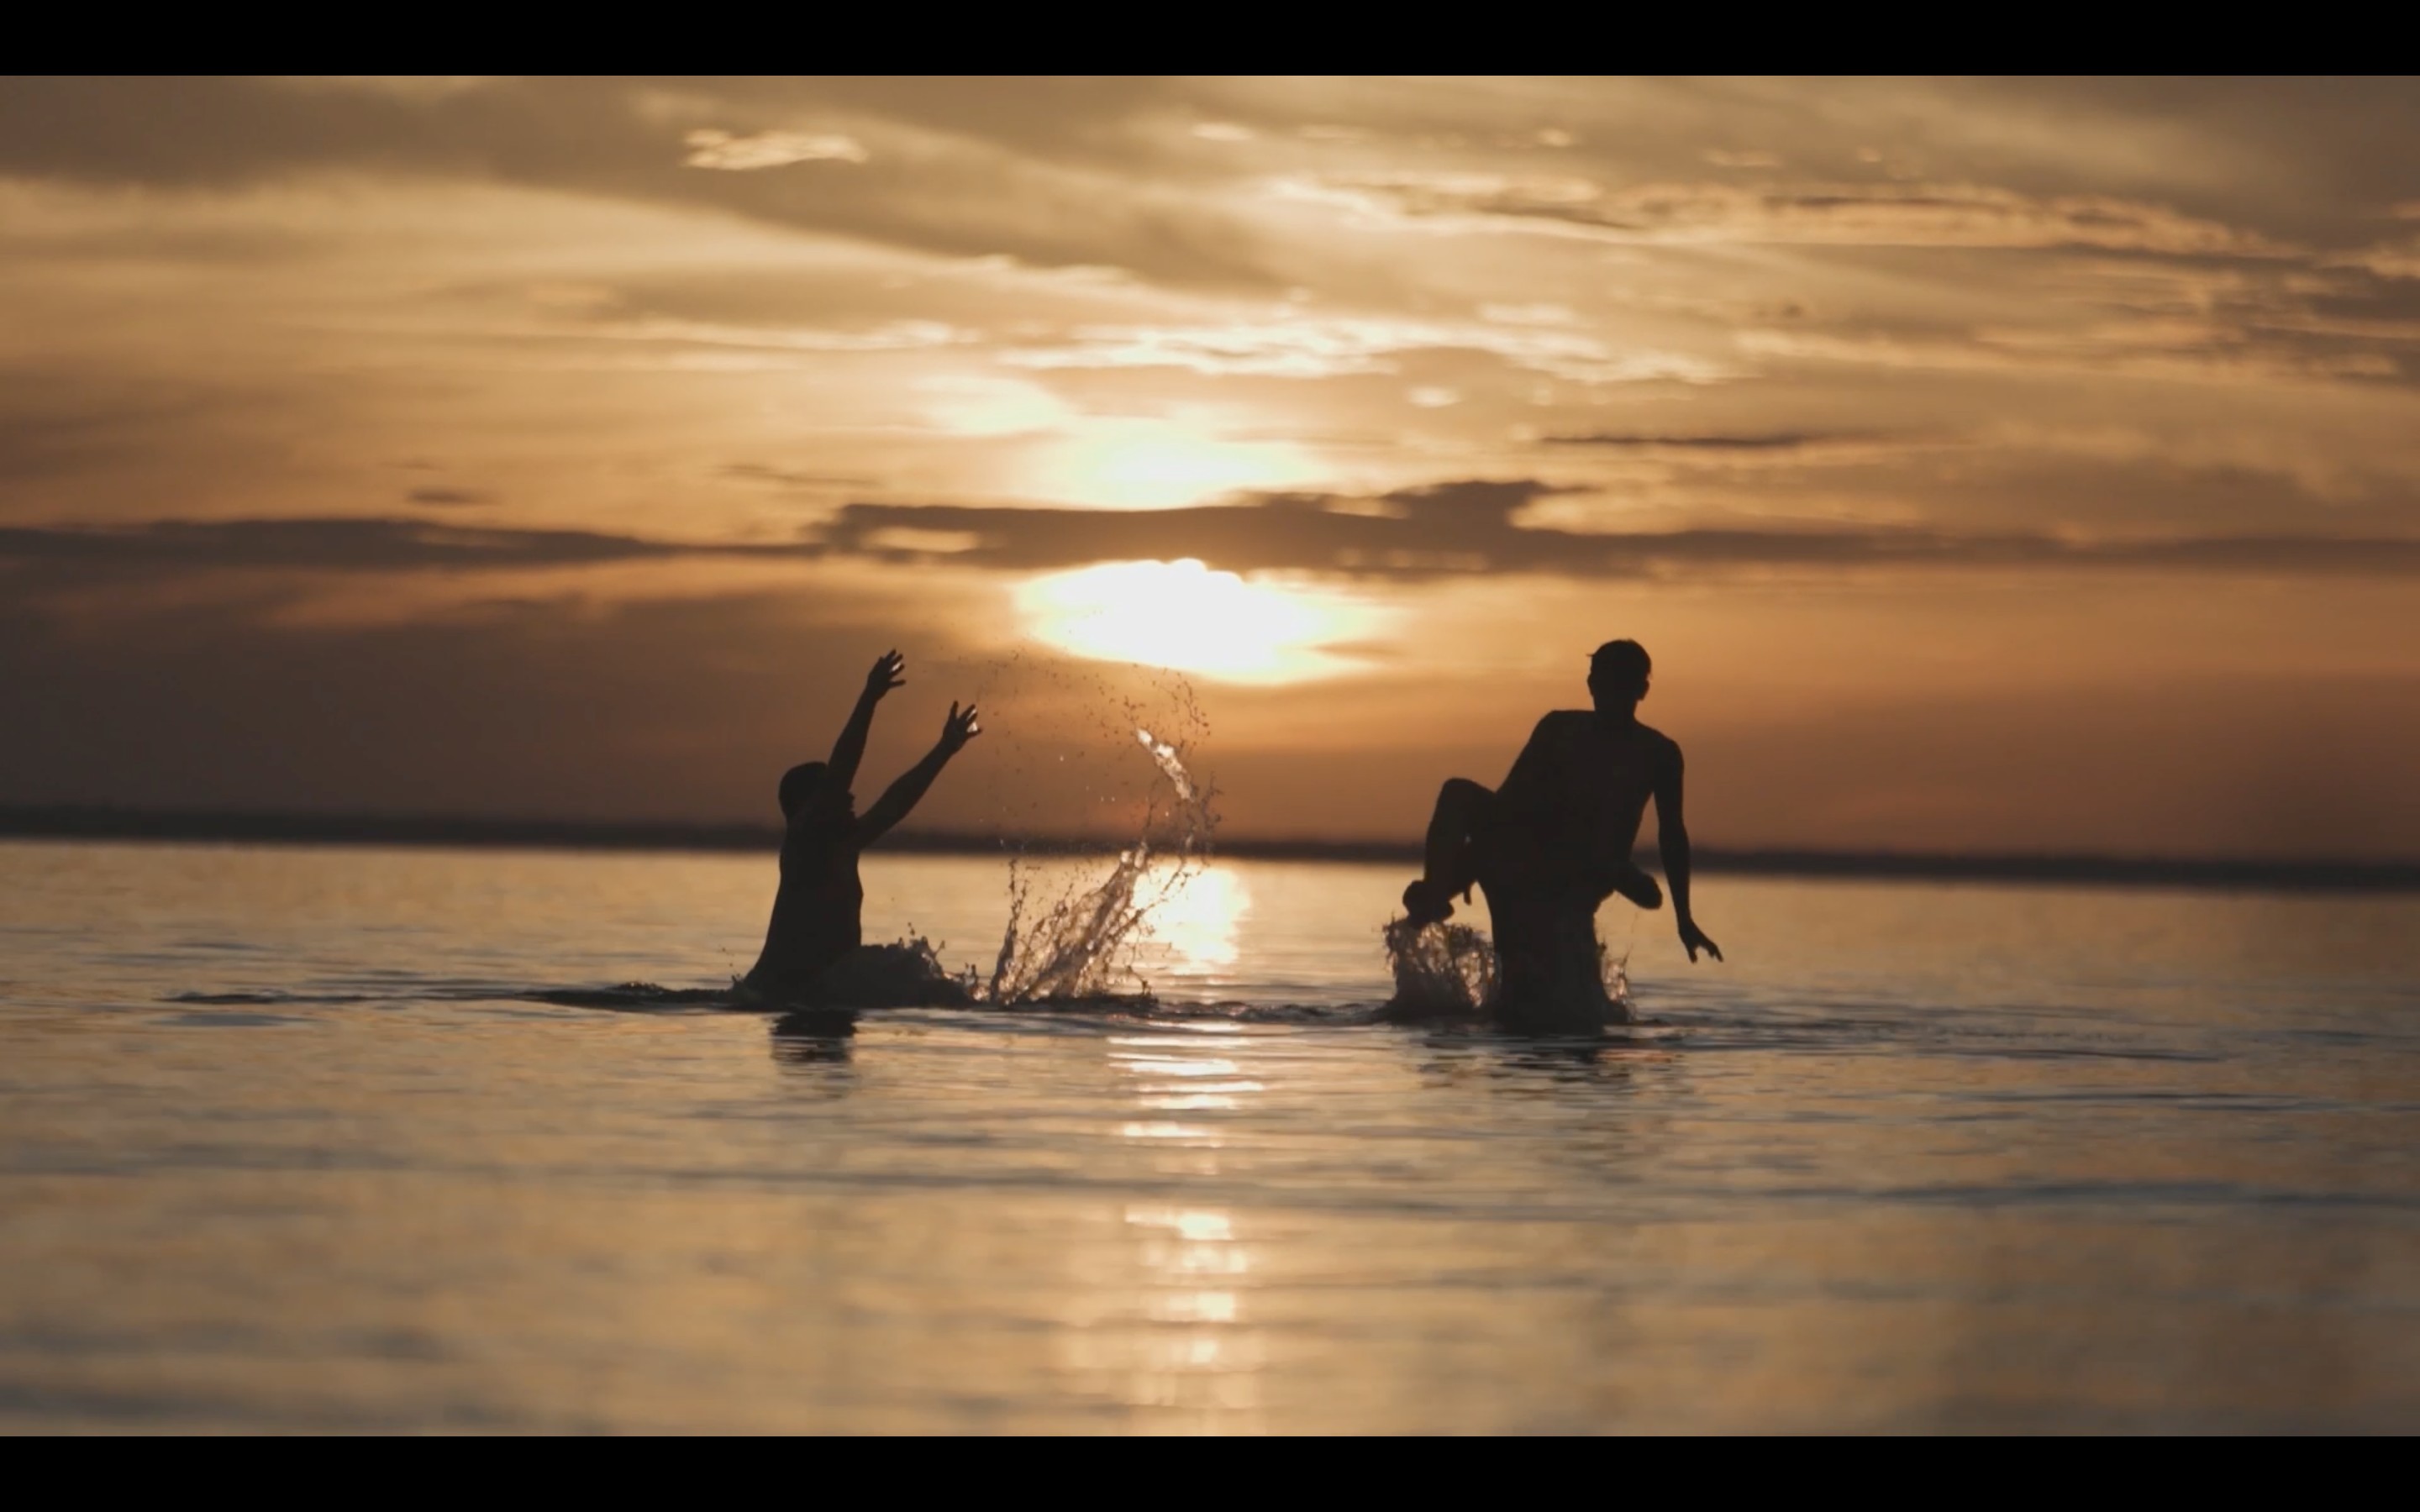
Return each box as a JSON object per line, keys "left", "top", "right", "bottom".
{"left": 741, "top": 649, "right": 981, "bottom": 1004}
{"left": 1402, "top": 639, "right": 1719, "bottom": 1011}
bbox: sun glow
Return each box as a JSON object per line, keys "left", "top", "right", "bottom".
{"left": 1013, "top": 559, "right": 1389, "bottom": 683}
{"left": 1028, "top": 418, "right": 1320, "bottom": 509}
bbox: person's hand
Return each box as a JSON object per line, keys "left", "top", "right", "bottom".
{"left": 864, "top": 649, "right": 906, "bottom": 701}
{"left": 1679, "top": 917, "right": 1723, "bottom": 963}
{"left": 938, "top": 701, "right": 981, "bottom": 756}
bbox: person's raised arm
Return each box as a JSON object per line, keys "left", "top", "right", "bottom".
{"left": 856, "top": 701, "right": 981, "bottom": 848}
{"left": 1653, "top": 740, "right": 1722, "bottom": 963}
{"left": 829, "top": 649, "right": 906, "bottom": 790}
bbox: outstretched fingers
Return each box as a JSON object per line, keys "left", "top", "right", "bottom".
{"left": 868, "top": 648, "right": 908, "bottom": 696}
{"left": 943, "top": 700, "right": 982, "bottom": 749}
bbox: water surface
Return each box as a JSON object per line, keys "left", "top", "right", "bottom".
{"left": 2, "top": 839, "right": 2415, "bottom": 1431}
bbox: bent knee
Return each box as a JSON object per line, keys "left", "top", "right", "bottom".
{"left": 1439, "top": 777, "right": 1492, "bottom": 805}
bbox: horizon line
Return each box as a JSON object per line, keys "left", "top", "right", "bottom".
{"left": 2, "top": 803, "right": 2416, "bottom": 895}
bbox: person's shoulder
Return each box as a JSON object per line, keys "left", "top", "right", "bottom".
{"left": 1534, "top": 709, "right": 1591, "bottom": 735}
{"left": 1638, "top": 722, "right": 1684, "bottom": 764}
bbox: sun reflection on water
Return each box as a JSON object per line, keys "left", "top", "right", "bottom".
{"left": 1113, "top": 1204, "right": 1262, "bottom": 1408}
{"left": 1048, "top": 1026, "right": 1278, "bottom": 1421}
{"left": 1138, "top": 865, "right": 1250, "bottom": 978}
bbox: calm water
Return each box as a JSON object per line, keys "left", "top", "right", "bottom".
{"left": 1, "top": 838, "right": 2415, "bottom": 1433}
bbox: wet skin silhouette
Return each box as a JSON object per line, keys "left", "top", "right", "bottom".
{"left": 1402, "top": 639, "right": 1722, "bottom": 972}
{"left": 741, "top": 650, "right": 981, "bottom": 1003}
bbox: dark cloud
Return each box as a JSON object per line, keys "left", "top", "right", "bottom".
{"left": 0, "top": 582, "right": 1221, "bottom": 848}
{"left": 0, "top": 77, "right": 1192, "bottom": 193}
{"left": 10, "top": 76, "right": 2412, "bottom": 293}
{"left": 816, "top": 480, "right": 2420, "bottom": 581}
{"left": 1, "top": 577, "right": 2413, "bottom": 859}
{"left": 720, "top": 464, "right": 876, "bottom": 491}
{"left": 0, "top": 77, "right": 1282, "bottom": 287}
{"left": 0, "top": 367, "right": 270, "bottom": 484}
{"left": 0, "top": 587, "right": 903, "bottom": 826}
{"left": 1324, "top": 173, "right": 2286, "bottom": 256}
{"left": 1198, "top": 672, "right": 2420, "bottom": 860}
{"left": 1949, "top": 76, "right": 2420, "bottom": 239}
{"left": 1543, "top": 432, "right": 1859, "bottom": 451}
{"left": 6, "top": 492, "right": 2415, "bottom": 588}
{"left": 404, "top": 487, "right": 493, "bottom": 507}
{"left": 1691, "top": 675, "right": 2420, "bottom": 861}
{"left": 0, "top": 516, "right": 808, "bottom": 573}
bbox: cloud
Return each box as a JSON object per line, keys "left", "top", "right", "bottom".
{"left": 405, "top": 487, "right": 492, "bottom": 507}
{"left": 3, "top": 560, "right": 2412, "bottom": 858}
{"left": 2336, "top": 239, "right": 2420, "bottom": 280}
{"left": 682, "top": 129, "right": 868, "bottom": 171}
{"left": 0, "top": 585, "right": 955, "bottom": 826}
{"left": 1543, "top": 432, "right": 1868, "bottom": 452}
{"left": 1002, "top": 316, "right": 1730, "bottom": 384}
{"left": 537, "top": 315, "right": 974, "bottom": 356}
{"left": 14, "top": 492, "right": 2415, "bottom": 595}
{"left": 1479, "top": 303, "right": 1581, "bottom": 327}
{"left": 721, "top": 464, "right": 877, "bottom": 491}
{"left": 1735, "top": 325, "right": 2402, "bottom": 385}
{"left": 0, "top": 76, "right": 1289, "bottom": 287}
{"left": 0, "top": 517, "right": 802, "bottom": 574}
{"left": 1300, "top": 173, "right": 2288, "bottom": 256}
{"left": 8, "top": 76, "right": 2416, "bottom": 301}
{"left": 809, "top": 480, "right": 2420, "bottom": 582}
{"left": 0, "top": 566, "right": 1252, "bottom": 845}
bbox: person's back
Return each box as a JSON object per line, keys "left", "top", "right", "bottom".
{"left": 740, "top": 650, "right": 981, "bottom": 1003}
{"left": 1494, "top": 707, "right": 1678, "bottom": 897}
{"left": 747, "top": 800, "right": 866, "bottom": 998}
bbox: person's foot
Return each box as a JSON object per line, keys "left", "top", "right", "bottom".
{"left": 1402, "top": 878, "right": 1457, "bottom": 927}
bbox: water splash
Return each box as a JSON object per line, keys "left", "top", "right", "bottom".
{"left": 1602, "top": 942, "right": 1630, "bottom": 1011}
{"left": 1134, "top": 726, "right": 1195, "bottom": 801}
{"left": 981, "top": 701, "right": 1216, "bottom": 1005}
{"left": 1382, "top": 905, "right": 1634, "bottom": 1029}
{"left": 1381, "top": 916, "right": 1498, "bottom": 1017}
{"left": 820, "top": 938, "right": 983, "bottom": 1007}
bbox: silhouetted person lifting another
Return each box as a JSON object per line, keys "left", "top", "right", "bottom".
{"left": 1403, "top": 639, "right": 1720, "bottom": 990}
{"left": 741, "top": 650, "right": 981, "bottom": 1003}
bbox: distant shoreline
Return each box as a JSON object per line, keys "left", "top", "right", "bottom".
{"left": 3, "top": 804, "right": 2416, "bottom": 894}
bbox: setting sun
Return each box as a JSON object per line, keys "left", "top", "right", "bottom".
{"left": 1013, "top": 559, "right": 1389, "bottom": 683}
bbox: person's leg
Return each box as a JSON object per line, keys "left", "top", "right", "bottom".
{"left": 1404, "top": 779, "right": 1492, "bottom": 925}
{"left": 1425, "top": 779, "right": 1493, "bottom": 893}
{"left": 1489, "top": 884, "right": 1618, "bottom": 1032}
{"left": 1594, "top": 858, "right": 1664, "bottom": 911}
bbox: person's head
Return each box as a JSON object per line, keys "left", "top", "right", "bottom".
{"left": 1587, "top": 638, "right": 1652, "bottom": 711}
{"left": 779, "top": 761, "right": 854, "bottom": 826}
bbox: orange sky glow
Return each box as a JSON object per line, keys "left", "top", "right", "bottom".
{"left": 2, "top": 76, "right": 2417, "bottom": 858}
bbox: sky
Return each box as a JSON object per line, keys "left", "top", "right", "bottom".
{"left": 2, "top": 76, "right": 2417, "bottom": 858}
